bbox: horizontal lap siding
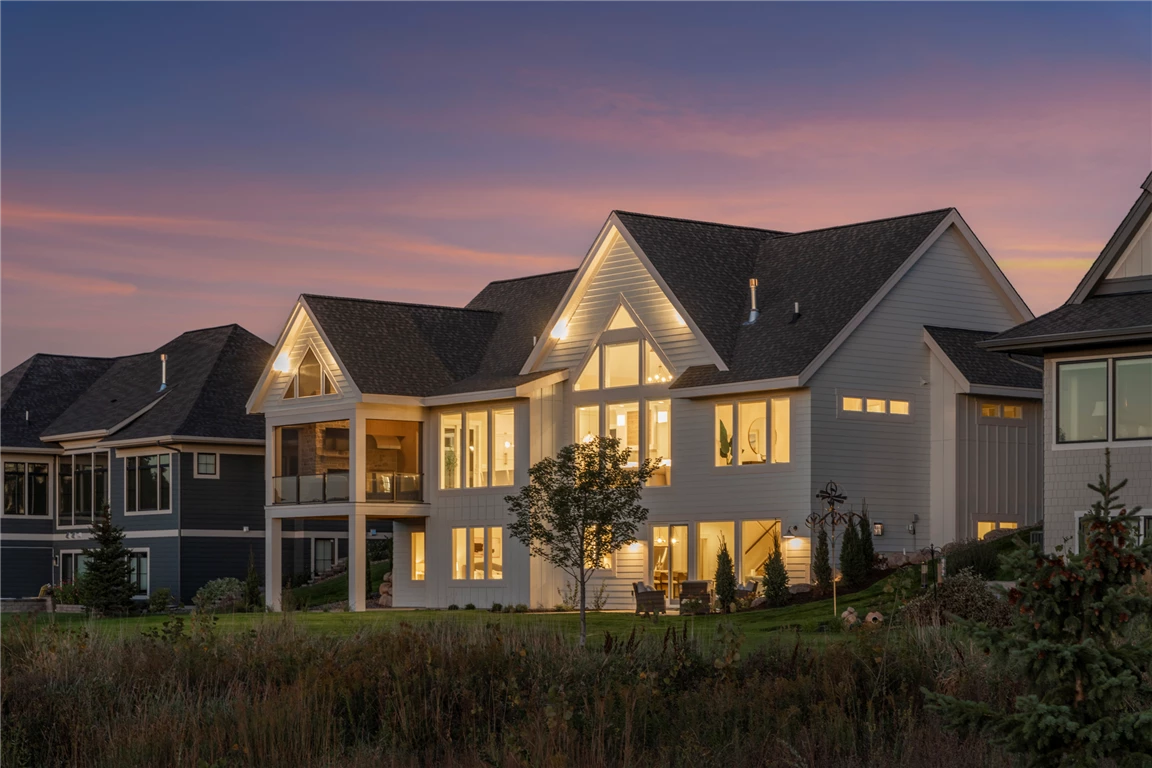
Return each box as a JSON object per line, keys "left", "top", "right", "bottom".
{"left": 180, "top": 537, "right": 262, "bottom": 603}
{"left": 809, "top": 227, "right": 1020, "bottom": 552}
{"left": 543, "top": 233, "right": 713, "bottom": 375}
{"left": 0, "top": 545, "right": 52, "bottom": 598}
{"left": 955, "top": 396, "right": 1042, "bottom": 541}
{"left": 181, "top": 453, "right": 265, "bottom": 531}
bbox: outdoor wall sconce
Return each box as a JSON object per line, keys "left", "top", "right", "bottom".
{"left": 782, "top": 525, "right": 799, "bottom": 539}
{"left": 872, "top": 522, "right": 884, "bottom": 537}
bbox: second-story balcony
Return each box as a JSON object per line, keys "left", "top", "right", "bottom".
{"left": 273, "top": 418, "right": 423, "bottom": 505}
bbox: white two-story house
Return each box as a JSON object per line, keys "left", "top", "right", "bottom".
{"left": 985, "top": 172, "right": 1152, "bottom": 553}
{"left": 248, "top": 206, "right": 1039, "bottom": 611}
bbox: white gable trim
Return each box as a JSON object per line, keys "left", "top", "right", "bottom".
{"left": 246, "top": 298, "right": 362, "bottom": 414}
{"left": 519, "top": 214, "right": 727, "bottom": 376}
{"left": 797, "top": 212, "right": 1033, "bottom": 386}
{"left": 1069, "top": 173, "right": 1152, "bottom": 304}
{"left": 670, "top": 375, "right": 802, "bottom": 398}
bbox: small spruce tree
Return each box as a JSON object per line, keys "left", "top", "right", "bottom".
{"left": 761, "top": 536, "right": 790, "bottom": 606}
{"left": 859, "top": 505, "right": 875, "bottom": 571}
{"left": 714, "top": 539, "right": 736, "bottom": 613}
{"left": 244, "top": 548, "right": 262, "bottom": 610}
{"left": 79, "top": 507, "right": 135, "bottom": 615}
{"left": 812, "top": 526, "right": 833, "bottom": 594}
{"left": 928, "top": 449, "right": 1152, "bottom": 766}
{"left": 839, "top": 516, "right": 868, "bottom": 588}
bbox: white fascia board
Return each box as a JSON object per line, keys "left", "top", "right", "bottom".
{"left": 519, "top": 218, "right": 615, "bottom": 375}
{"left": 669, "top": 376, "right": 802, "bottom": 399}
{"left": 39, "top": 428, "right": 108, "bottom": 443}
{"left": 247, "top": 299, "right": 304, "bottom": 415}
{"left": 98, "top": 435, "right": 265, "bottom": 449}
{"left": 922, "top": 329, "right": 973, "bottom": 393}
{"left": 298, "top": 297, "right": 363, "bottom": 400}
{"left": 359, "top": 394, "right": 425, "bottom": 407}
{"left": 798, "top": 211, "right": 1031, "bottom": 386}
{"left": 422, "top": 389, "right": 519, "bottom": 406}
{"left": 968, "top": 385, "right": 1043, "bottom": 399}
{"left": 1, "top": 446, "right": 62, "bottom": 455}
{"left": 611, "top": 215, "right": 729, "bottom": 372}
{"left": 263, "top": 405, "right": 358, "bottom": 428}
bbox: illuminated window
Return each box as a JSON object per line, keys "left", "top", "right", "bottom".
{"left": 574, "top": 347, "right": 600, "bottom": 391}
{"left": 981, "top": 403, "right": 1000, "bottom": 418}
{"left": 604, "top": 342, "right": 640, "bottom": 388}
{"left": 977, "top": 521, "right": 995, "bottom": 540}
{"left": 576, "top": 405, "right": 600, "bottom": 444}
{"left": 607, "top": 305, "right": 637, "bottom": 330}
{"left": 739, "top": 401, "right": 767, "bottom": 464}
{"left": 1001, "top": 522, "right": 1018, "bottom": 530}
{"left": 697, "top": 521, "right": 734, "bottom": 581}
{"left": 771, "top": 397, "right": 790, "bottom": 463}
{"left": 587, "top": 525, "right": 613, "bottom": 569}
{"left": 488, "top": 527, "right": 503, "bottom": 579}
{"left": 866, "top": 399, "right": 886, "bottom": 414}
{"left": 647, "top": 399, "right": 671, "bottom": 485}
{"left": 645, "top": 342, "right": 672, "bottom": 384}
{"left": 471, "top": 528, "right": 486, "bottom": 579}
{"left": 715, "top": 404, "right": 734, "bottom": 466}
{"left": 492, "top": 408, "right": 515, "bottom": 486}
{"left": 889, "top": 400, "right": 910, "bottom": 416}
{"left": 466, "top": 412, "right": 488, "bottom": 488}
{"left": 607, "top": 402, "right": 639, "bottom": 465}
{"left": 411, "top": 532, "right": 426, "bottom": 581}
{"left": 284, "top": 348, "right": 337, "bottom": 399}
{"left": 741, "top": 520, "right": 780, "bottom": 581}
{"left": 1003, "top": 404, "right": 1023, "bottom": 419}
{"left": 441, "top": 414, "right": 461, "bottom": 490}
{"left": 842, "top": 397, "right": 863, "bottom": 412}
{"left": 452, "top": 528, "right": 468, "bottom": 579}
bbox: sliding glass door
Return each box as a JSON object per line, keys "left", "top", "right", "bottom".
{"left": 652, "top": 524, "right": 688, "bottom": 599}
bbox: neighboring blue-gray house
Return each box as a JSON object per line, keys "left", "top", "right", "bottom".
{"left": 984, "top": 172, "right": 1152, "bottom": 554}
{"left": 1, "top": 324, "right": 355, "bottom": 602}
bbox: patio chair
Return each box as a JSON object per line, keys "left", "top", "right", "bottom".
{"left": 735, "top": 581, "right": 758, "bottom": 601}
{"left": 632, "top": 582, "right": 666, "bottom": 618}
{"left": 679, "top": 580, "right": 712, "bottom": 613}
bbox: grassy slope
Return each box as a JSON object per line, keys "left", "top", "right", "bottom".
{"left": 28, "top": 572, "right": 900, "bottom": 648}
{"left": 289, "top": 560, "right": 393, "bottom": 607}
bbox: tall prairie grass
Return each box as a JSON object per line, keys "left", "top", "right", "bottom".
{"left": 2, "top": 614, "right": 1016, "bottom": 767}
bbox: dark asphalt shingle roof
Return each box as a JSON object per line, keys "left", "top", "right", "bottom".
{"left": 983, "top": 293, "right": 1152, "bottom": 349}
{"left": 1, "top": 355, "right": 117, "bottom": 448}
{"left": 924, "top": 326, "right": 1042, "bottom": 390}
{"left": 43, "top": 325, "right": 270, "bottom": 442}
{"left": 303, "top": 269, "right": 577, "bottom": 397}
{"left": 668, "top": 209, "right": 953, "bottom": 388}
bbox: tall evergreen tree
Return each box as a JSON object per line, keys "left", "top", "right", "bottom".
{"left": 928, "top": 450, "right": 1152, "bottom": 767}
{"left": 859, "top": 505, "right": 875, "bottom": 571}
{"left": 812, "top": 526, "right": 833, "bottom": 594}
{"left": 79, "top": 507, "right": 135, "bottom": 615}
{"left": 761, "top": 536, "right": 790, "bottom": 606}
{"left": 714, "top": 539, "right": 736, "bottom": 613}
{"left": 839, "top": 516, "right": 867, "bottom": 588}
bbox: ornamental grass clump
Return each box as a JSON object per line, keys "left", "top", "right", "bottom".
{"left": 899, "top": 568, "right": 1012, "bottom": 628}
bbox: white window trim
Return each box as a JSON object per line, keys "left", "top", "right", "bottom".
{"left": 1051, "top": 351, "right": 1152, "bottom": 451}
{"left": 194, "top": 452, "right": 220, "bottom": 479}
{"left": 282, "top": 342, "right": 342, "bottom": 401}
{"left": 2, "top": 459, "right": 52, "bottom": 517}
{"left": 450, "top": 525, "right": 505, "bottom": 582}
{"left": 439, "top": 408, "right": 516, "bottom": 493}
{"left": 976, "top": 401, "right": 1028, "bottom": 427}
{"left": 712, "top": 397, "right": 793, "bottom": 471}
{"left": 1071, "top": 508, "right": 1152, "bottom": 554}
{"left": 128, "top": 547, "right": 150, "bottom": 598}
{"left": 835, "top": 389, "right": 915, "bottom": 423}
{"left": 311, "top": 537, "right": 338, "bottom": 575}
{"left": 56, "top": 452, "right": 110, "bottom": 529}
{"left": 59, "top": 548, "right": 89, "bottom": 585}
{"left": 124, "top": 452, "right": 175, "bottom": 516}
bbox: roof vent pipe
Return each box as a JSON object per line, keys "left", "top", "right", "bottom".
{"left": 747, "top": 278, "right": 759, "bottom": 324}
{"left": 159, "top": 354, "right": 168, "bottom": 392}
{"left": 790, "top": 301, "right": 801, "bottom": 324}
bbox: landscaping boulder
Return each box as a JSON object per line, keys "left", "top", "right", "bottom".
{"left": 864, "top": 611, "right": 884, "bottom": 626}
{"left": 841, "top": 606, "right": 860, "bottom": 629}
{"left": 788, "top": 583, "right": 812, "bottom": 595}
{"left": 750, "top": 596, "right": 767, "bottom": 609}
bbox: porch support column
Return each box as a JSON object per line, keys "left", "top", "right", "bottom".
{"left": 265, "top": 517, "right": 282, "bottom": 610}
{"left": 348, "top": 512, "right": 367, "bottom": 611}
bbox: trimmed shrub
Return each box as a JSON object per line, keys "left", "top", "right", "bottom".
{"left": 490, "top": 603, "right": 503, "bottom": 613}
{"left": 761, "top": 538, "right": 790, "bottom": 607}
{"left": 464, "top": 603, "right": 476, "bottom": 610}
{"left": 839, "top": 519, "right": 868, "bottom": 588}
{"left": 714, "top": 541, "right": 736, "bottom": 613}
{"left": 148, "top": 588, "right": 173, "bottom": 614}
{"left": 447, "top": 604, "right": 459, "bottom": 611}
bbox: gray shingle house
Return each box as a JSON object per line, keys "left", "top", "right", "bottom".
{"left": 984, "top": 172, "right": 1152, "bottom": 553}
{"left": 1, "top": 324, "right": 344, "bottom": 602}
{"left": 249, "top": 205, "right": 1041, "bottom": 611}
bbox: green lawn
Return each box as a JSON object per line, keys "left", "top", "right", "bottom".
{"left": 288, "top": 560, "right": 393, "bottom": 606}
{"left": 24, "top": 572, "right": 902, "bottom": 648}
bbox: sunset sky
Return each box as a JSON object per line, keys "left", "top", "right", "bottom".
{"left": 3, "top": 2, "right": 1150, "bottom": 372}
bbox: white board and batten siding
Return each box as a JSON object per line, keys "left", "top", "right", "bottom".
{"left": 809, "top": 226, "right": 1022, "bottom": 552}
{"left": 542, "top": 230, "right": 715, "bottom": 376}
{"left": 1106, "top": 214, "right": 1152, "bottom": 278}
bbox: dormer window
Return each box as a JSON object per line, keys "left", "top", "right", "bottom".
{"left": 283, "top": 348, "right": 336, "bottom": 399}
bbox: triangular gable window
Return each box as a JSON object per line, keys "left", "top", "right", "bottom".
{"left": 283, "top": 348, "right": 338, "bottom": 399}
{"left": 574, "top": 347, "right": 600, "bottom": 391}
{"left": 607, "top": 305, "right": 637, "bottom": 330}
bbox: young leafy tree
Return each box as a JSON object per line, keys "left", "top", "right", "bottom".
{"left": 506, "top": 436, "right": 656, "bottom": 646}
{"left": 839, "top": 515, "right": 868, "bottom": 588}
{"left": 928, "top": 450, "right": 1152, "bottom": 767}
{"left": 858, "top": 504, "right": 874, "bottom": 571}
{"left": 79, "top": 507, "right": 136, "bottom": 615}
{"left": 714, "top": 539, "right": 736, "bottom": 613}
{"left": 761, "top": 536, "right": 790, "bottom": 606}
{"left": 812, "top": 525, "right": 833, "bottom": 594}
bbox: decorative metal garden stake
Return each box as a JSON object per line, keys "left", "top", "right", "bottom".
{"left": 807, "top": 481, "right": 859, "bottom": 618}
